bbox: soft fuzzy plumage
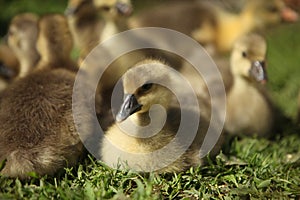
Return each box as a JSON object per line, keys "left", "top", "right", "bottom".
{"left": 101, "top": 59, "right": 224, "bottom": 173}
{"left": 0, "top": 14, "right": 83, "bottom": 179}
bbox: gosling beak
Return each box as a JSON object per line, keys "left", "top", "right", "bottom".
{"left": 115, "top": 2, "right": 133, "bottom": 16}
{"left": 116, "top": 94, "right": 142, "bottom": 122}
{"left": 0, "top": 63, "right": 15, "bottom": 80}
{"left": 281, "top": 7, "right": 299, "bottom": 22}
{"left": 249, "top": 61, "right": 268, "bottom": 84}
{"left": 64, "top": 7, "right": 77, "bottom": 16}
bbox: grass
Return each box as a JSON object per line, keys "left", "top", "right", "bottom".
{"left": 1, "top": 1, "right": 300, "bottom": 199}
{"left": 267, "top": 23, "right": 300, "bottom": 120}
{"left": 1, "top": 135, "right": 299, "bottom": 199}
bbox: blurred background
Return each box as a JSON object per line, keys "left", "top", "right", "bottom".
{"left": 0, "top": 0, "right": 299, "bottom": 120}
{"left": 1, "top": 0, "right": 153, "bottom": 36}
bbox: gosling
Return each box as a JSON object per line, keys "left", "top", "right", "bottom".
{"left": 0, "top": 14, "right": 83, "bottom": 179}
{"left": 100, "top": 59, "right": 224, "bottom": 173}
{"left": 225, "top": 34, "right": 274, "bottom": 137}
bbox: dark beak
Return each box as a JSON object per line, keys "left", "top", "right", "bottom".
{"left": 116, "top": 94, "right": 142, "bottom": 122}
{"left": 115, "top": 2, "right": 133, "bottom": 16}
{"left": 64, "top": 7, "right": 77, "bottom": 16}
{"left": 0, "top": 62, "right": 15, "bottom": 80}
{"left": 249, "top": 61, "right": 268, "bottom": 84}
{"left": 2, "top": 34, "right": 8, "bottom": 44}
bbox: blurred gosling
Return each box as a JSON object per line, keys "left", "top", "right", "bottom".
{"left": 0, "top": 14, "right": 83, "bottom": 179}
{"left": 7, "top": 13, "right": 39, "bottom": 78}
{"left": 0, "top": 44, "right": 19, "bottom": 91}
{"left": 129, "top": 0, "right": 298, "bottom": 54}
{"left": 225, "top": 34, "right": 274, "bottom": 137}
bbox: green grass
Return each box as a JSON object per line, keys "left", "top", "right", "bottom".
{"left": 0, "top": 0, "right": 68, "bottom": 36}
{"left": 1, "top": 134, "right": 299, "bottom": 199}
{"left": 267, "top": 23, "right": 300, "bottom": 120}
{"left": 1, "top": 2, "right": 300, "bottom": 199}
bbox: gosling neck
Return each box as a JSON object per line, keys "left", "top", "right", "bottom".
{"left": 239, "top": 3, "right": 261, "bottom": 31}
{"left": 127, "top": 105, "right": 168, "bottom": 136}
{"left": 18, "top": 50, "right": 40, "bottom": 77}
{"left": 133, "top": 111, "right": 151, "bottom": 127}
{"left": 100, "top": 15, "right": 128, "bottom": 42}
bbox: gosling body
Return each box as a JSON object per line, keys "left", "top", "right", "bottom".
{"left": 0, "top": 14, "right": 83, "bottom": 179}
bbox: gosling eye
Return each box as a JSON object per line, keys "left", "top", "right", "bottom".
{"left": 101, "top": 6, "right": 111, "bottom": 11}
{"left": 267, "top": 6, "right": 279, "bottom": 13}
{"left": 242, "top": 51, "right": 247, "bottom": 58}
{"left": 139, "top": 83, "right": 153, "bottom": 93}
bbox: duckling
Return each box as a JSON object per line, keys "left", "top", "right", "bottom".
{"left": 0, "top": 14, "right": 83, "bottom": 179}
{"left": 65, "top": 0, "right": 133, "bottom": 60}
{"left": 225, "top": 34, "right": 274, "bottom": 137}
{"left": 129, "top": 0, "right": 298, "bottom": 53}
{"left": 65, "top": 0, "right": 103, "bottom": 59}
{"left": 7, "top": 13, "right": 39, "bottom": 78}
{"left": 193, "top": 0, "right": 298, "bottom": 53}
{"left": 100, "top": 59, "right": 224, "bottom": 173}
{"left": 0, "top": 44, "right": 19, "bottom": 91}
{"left": 35, "top": 14, "right": 78, "bottom": 72}
{"left": 93, "top": 0, "right": 133, "bottom": 42}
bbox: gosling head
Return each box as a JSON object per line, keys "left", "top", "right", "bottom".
{"left": 37, "top": 14, "right": 73, "bottom": 64}
{"left": 230, "top": 33, "right": 268, "bottom": 84}
{"left": 93, "top": 0, "right": 133, "bottom": 18}
{"left": 116, "top": 60, "right": 173, "bottom": 122}
{"left": 7, "top": 13, "right": 39, "bottom": 63}
{"left": 65, "top": 0, "right": 96, "bottom": 17}
{"left": 248, "top": 0, "right": 298, "bottom": 28}
{"left": 0, "top": 45, "right": 19, "bottom": 80}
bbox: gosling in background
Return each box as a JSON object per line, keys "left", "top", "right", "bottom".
{"left": 7, "top": 13, "right": 40, "bottom": 78}
{"left": 225, "top": 34, "right": 274, "bottom": 137}
{"left": 65, "top": 0, "right": 133, "bottom": 61}
{"left": 0, "top": 14, "right": 83, "bottom": 179}
{"left": 129, "top": 0, "right": 298, "bottom": 54}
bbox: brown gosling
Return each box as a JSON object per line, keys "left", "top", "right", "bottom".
{"left": 65, "top": 0, "right": 103, "bottom": 59}
{"left": 0, "top": 14, "right": 83, "bottom": 179}
{"left": 35, "top": 13, "right": 78, "bottom": 72}
{"left": 65, "top": 0, "right": 133, "bottom": 60}
{"left": 7, "top": 13, "right": 40, "bottom": 78}
{"left": 0, "top": 44, "right": 19, "bottom": 91}
{"left": 93, "top": 0, "right": 133, "bottom": 41}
